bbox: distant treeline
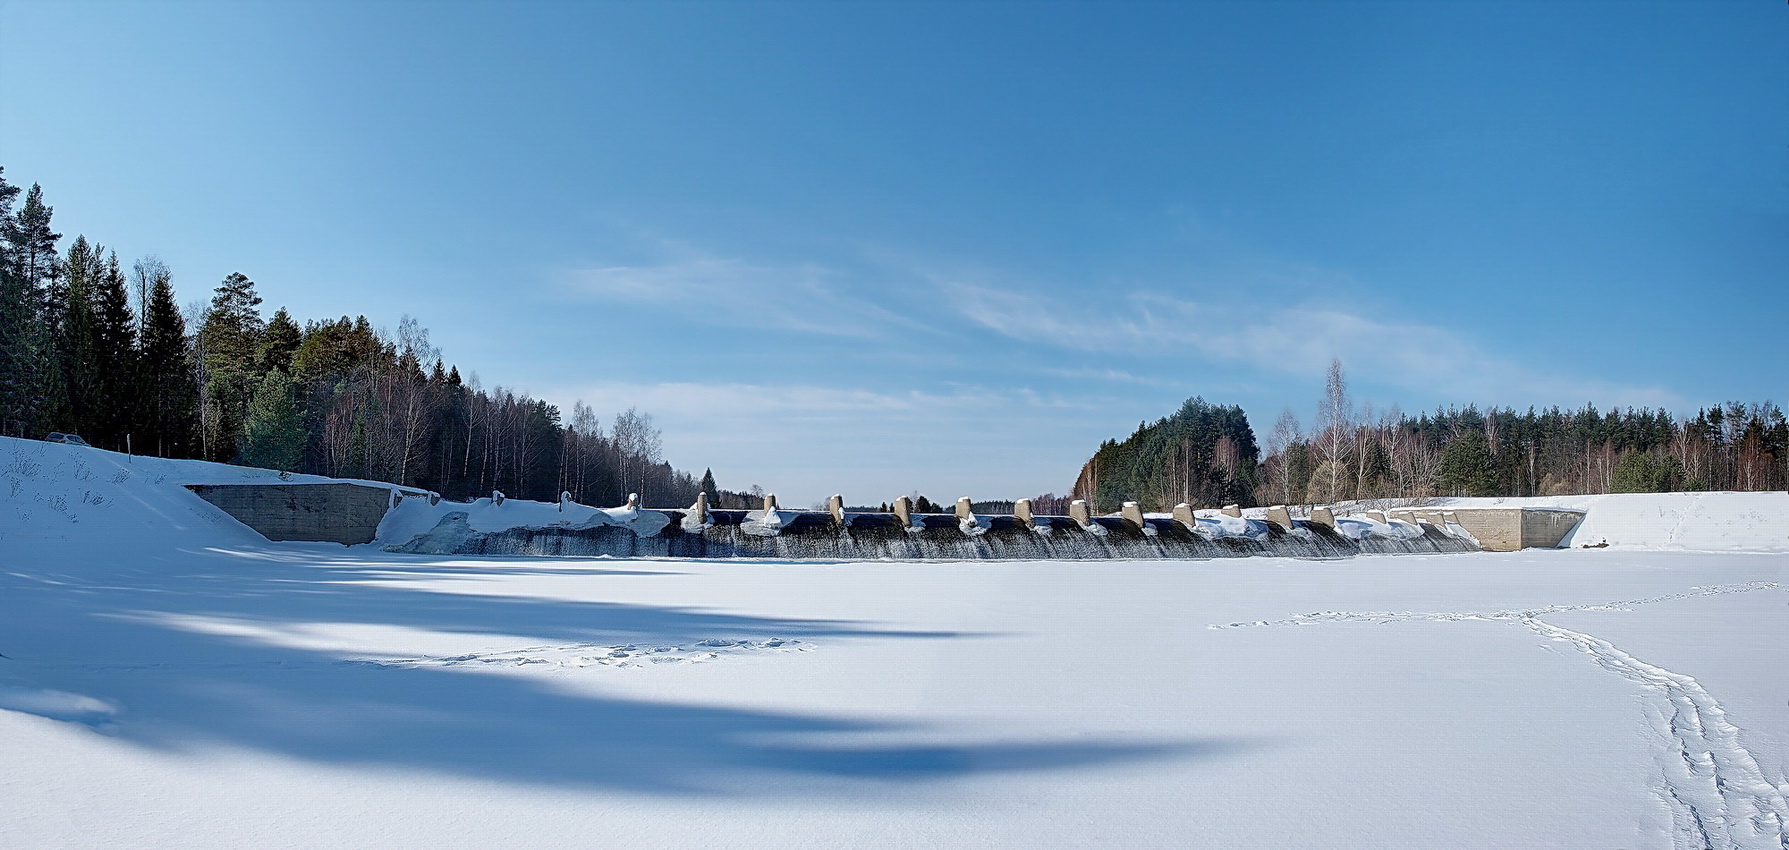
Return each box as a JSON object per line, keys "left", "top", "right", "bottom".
{"left": 1072, "top": 361, "right": 1788, "bottom": 512}
{"left": 1071, "top": 397, "right": 1260, "bottom": 513}
{"left": 0, "top": 168, "right": 705, "bottom": 505}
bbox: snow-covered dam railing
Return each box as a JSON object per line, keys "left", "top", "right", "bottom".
{"left": 377, "top": 493, "right": 1483, "bottom": 560}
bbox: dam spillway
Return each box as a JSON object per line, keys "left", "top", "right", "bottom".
{"left": 182, "top": 483, "right": 1515, "bottom": 560}
{"left": 381, "top": 495, "right": 1485, "bottom": 561}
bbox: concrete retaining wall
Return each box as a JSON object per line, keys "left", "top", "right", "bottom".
{"left": 187, "top": 483, "right": 395, "bottom": 545}
{"left": 1518, "top": 508, "right": 1587, "bottom": 549}
{"left": 1406, "top": 507, "right": 1583, "bottom": 551}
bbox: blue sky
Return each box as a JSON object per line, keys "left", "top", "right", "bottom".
{"left": 3, "top": 0, "right": 1784, "bottom": 504}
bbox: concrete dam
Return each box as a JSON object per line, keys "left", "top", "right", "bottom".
{"left": 390, "top": 498, "right": 1481, "bottom": 560}
{"left": 184, "top": 483, "right": 1576, "bottom": 559}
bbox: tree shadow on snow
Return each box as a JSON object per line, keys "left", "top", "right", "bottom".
{"left": 0, "top": 543, "right": 1230, "bottom": 795}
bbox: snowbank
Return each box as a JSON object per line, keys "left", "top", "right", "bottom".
{"left": 1436, "top": 492, "right": 1788, "bottom": 553}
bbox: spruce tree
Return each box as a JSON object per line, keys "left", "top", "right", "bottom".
{"left": 1437, "top": 429, "right": 1496, "bottom": 497}
{"left": 51, "top": 236, "right": 104, "bottom": 435}
{"left": 91, "top": 251, "right": 137, "bottom": 447}
{"left": 1611, "top": 452, "right": 1682, "bottom": 493}
{"left": 259, "top": 307, "right": 300, "bottom": 375}
{"left": 1283, "top": 442, "right": 1314, "bottom": 503}
{"left": 239, "top": 369, "right": 305, "bottom": 471}
{"left": 139, "top": 268, "right": 196, "bottom": 457}
{"left": 699, "top": 468, "right": 718, "bottom": 502}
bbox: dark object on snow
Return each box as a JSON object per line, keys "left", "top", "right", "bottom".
{"left": 1581, "top": 539, "right": 1610, "bottom": 549}
{"left": 44, "top": 432, "right": 90, "bottom": 447}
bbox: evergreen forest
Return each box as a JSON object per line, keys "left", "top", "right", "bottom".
{"left": 0, "top": 169, "right": 705, "bottom": 506}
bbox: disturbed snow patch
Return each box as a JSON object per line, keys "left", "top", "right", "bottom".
{"left": 358, "top": 638, "right": 812, "bottom": 670}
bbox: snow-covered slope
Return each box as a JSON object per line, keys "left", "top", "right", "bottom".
{"left": 1, "top": 434, "right": 339, "bottom": 547}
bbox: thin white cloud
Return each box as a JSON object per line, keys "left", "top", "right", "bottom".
{"left": 946, "top": 281, "right": 1680, "bottom": 409}
{"left": 1040, "top": 367, "right": 1183, "bottom": 388}
{"left": 560, "top": 256, "right": 929, "bottom": 340}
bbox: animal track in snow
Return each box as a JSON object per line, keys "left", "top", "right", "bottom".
{"left": 1208, "top": 581, "right": 1780, "bottom": 630}
{"left": 361, "top": 638, "right": 813, "bottom": 670}
{"left": 1209, "top": 580, "right": 1788, "bottom": 849}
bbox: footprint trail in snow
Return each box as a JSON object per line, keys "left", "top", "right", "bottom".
{"left": 1209, "top": 581, "right": 1788, "bottom": 850}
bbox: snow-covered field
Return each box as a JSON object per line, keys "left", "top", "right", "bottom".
{"left": 3, "top": 437, "right": 1785, "bottom": 849}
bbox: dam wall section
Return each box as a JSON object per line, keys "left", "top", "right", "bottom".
{"left": 186, "top": 482, "right": 413, "bottom": 545}
{"left": 184, "top": 480, "right": 1586, "bottom": 559}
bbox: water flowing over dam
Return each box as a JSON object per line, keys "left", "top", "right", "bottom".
{"left": 381, "top": 494, "right": 1488, "bottom": 560}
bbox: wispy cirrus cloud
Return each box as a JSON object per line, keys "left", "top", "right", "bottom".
{"left": 1039, "top": 367, "right": 1184, "bottom": 387}
{"left": 560, "top": 255, "right": 932, "bottom": 340}
{"left": 944, "top": 281, "right": 1680, "bottom": 409}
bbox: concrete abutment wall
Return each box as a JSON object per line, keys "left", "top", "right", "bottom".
{"left": 187, "top": 483, "right": 398, "bottom": 545}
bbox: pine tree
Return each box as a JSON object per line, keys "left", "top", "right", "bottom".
{"left": 699, "top": 468, "right": 718, "bottom": 502}
{"left": 0, "top": 167, "right": 17, "bottom": 250}
{"left": 197, "top": 272, "right": 264, "bottom": 460}
{"left": 6, "top": 185, "right": 62, "bottom": 288}
{"left": 0, "top": 169, "right": 33, "bottom": 436}
{"left": 0, "top": 183, "right": 60, "bottom": 435}
{"left": 239, "top": 369, "right": 305, "bottom": 470}
{"left": 129, "top": 256, "right": 168, "bottom": 340}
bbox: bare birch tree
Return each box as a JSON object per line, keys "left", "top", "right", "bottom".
{"left": 1316, "top": 358, "right": 1353, "bottom": 503}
